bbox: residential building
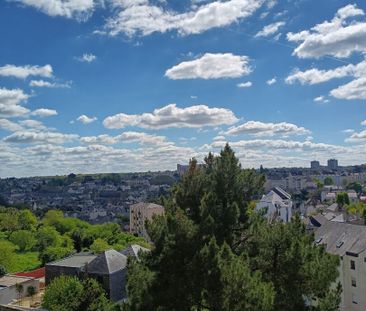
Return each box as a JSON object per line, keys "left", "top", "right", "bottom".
{"left": 0, "top": 275, "right": 39, "bottom": 305}
{"left": 256, "top": 187, "right": 293, "bottom": 223}
{"left": 315, "top": 221, "right": 366, "bottom": 311}
{"left": 328, "top": 159, "right": 339, "bottom": 170}
{"left": 311, "top": 160, "right": 320, "bottom": 170}
{"left": 130, "top": 202, "right": 164, "bottom": 239}
{"left": 45, "top": 249, "right": 131, "bottom": 302}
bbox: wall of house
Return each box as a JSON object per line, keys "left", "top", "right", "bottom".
{"left": 45, "top": 265, "right": 81, "bottom": 285}
{"left": 0, "top": 280, "right": 39, "bottom": 306}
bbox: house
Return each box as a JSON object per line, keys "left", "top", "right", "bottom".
{"left": 45, "top": 248, "right": 138, "bottom": 302}
{"left": 315, "top": 221, "right": 366, "bottom": 311}
{"left": 130, "top": 203, "right": 164, "bottom": 239}
{"left": 0, "top": 275, "right": 39, "bottom": 305}
{"left": 15, "top": 268, "right": 45, "bottom": 289}
{"left": 256, "top": 187, "right": 293, "bottom": 223}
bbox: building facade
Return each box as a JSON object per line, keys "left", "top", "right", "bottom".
{"left": 130, "top": 202, "right": 164, "bottom": 239}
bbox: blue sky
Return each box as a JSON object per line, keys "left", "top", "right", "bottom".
{"left": 0, "top": 0, "right": 366, "bottom": 177}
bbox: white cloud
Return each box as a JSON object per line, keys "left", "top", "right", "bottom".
{"left": 103, "top": 103, "right": 238, "bottom": 129}
{"left": 287, "top": 4, "right": 366, "bottom": 58}
{"left": 237, "top": 81, "right": 252, "bottom": 88}
{"left": 313, "top": 96, "right": 329, "bottom": 104}
{"left": 342, "top": 129, "right": 354, "bottom": 133}
{"left": 255, "top": 21, "right": 285, "bottom": 37}
{"left": 225, "top": 120, "right": 310, "bottom": 137}
{"left": 0, "top": 119, "right": 23, "bottom": 132}
{"left": 4, "top": 131, "right": 78, "bottom": 144}
{"left": 0, "top": 64, "right": 53, "bottom": 79}
{"left": 345, "top": 130, "right": 366, "bottom": 143}
{"left": 29, "top": 80, "right": 71, "bottom": 88}
{"left": 330, "top": 77, "right": 366, "bottom": 100}
{"left": 104, "top": 0, "right": 264, "bottom": 37}
{"left": 361, "top": 120, "right": 366, "bottom": 126}
{"left": 266, "top": 77, "right": 276, "bottom": 85}
{"left": 81, "top": 131, "right": 168, "bottom": 145}
{"left": 31, "top": 108, "right": 58, "bottom": 117}
{"left": 165, "top": 53, "right": 251, "bottom": 80}
{"left": 0, "top": 88, "right": 30, "bottom": 118}
{"left": 10, "top": 0, "right": 95, "bottom": 21}
{"left": 286, "top": 60, "right": 366, "bottom": 85}
{"left": 76, "top": 53, "right": 97, "bottom": 62}
{"left": 77, "top": 115, "right": 98, "bottom": 124}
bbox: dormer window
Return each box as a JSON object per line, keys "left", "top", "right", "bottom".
{"left": 336, "top": 241, "right": 344, "bottom": 248}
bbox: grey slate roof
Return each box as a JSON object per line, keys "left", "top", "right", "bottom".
{"left": 315, "top": 221, "right": 366, "bottom": 256}
{"left": 47, "top": 253, "right": 96, "bottom": 268}
{"left": 120, "top": 244, "right": 150, "bottom": 260}
{"left": 87, "top": 249, "right": 127, "bottom": 275}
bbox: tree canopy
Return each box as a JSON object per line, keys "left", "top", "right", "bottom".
{"left": 123, "top": 144, "right": 340, "bottom": 311}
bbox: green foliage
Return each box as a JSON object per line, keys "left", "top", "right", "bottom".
{"left": 18, "top": 209, "right": 37, "bottom": 230}
{"left": 150, "top": 175, "right": 175, "bottom": 186}
{"left": 0, "top": 265, "right": 7, "bottom": 277}
{"left": 43, "top": 276, "right": 112, "bottom": 311}
{"left": 323, "top": 177, "right": 334, "bottom": 186}
{"left": 11, "top": 252, "right": 41, "bottom": 273}
{"left": 0, "top": 240, "right": 16, "bottom": 271}
{"left": 346, "top": 182, "right": 363, "bottom": 194}
{"left": 43, "top": 276, "right": 84, "bottom": 311}
{"left": 336, "top": 192, "right": 350, "bottom": 207}
{"left": 9, "top": 230, "right": 36, "bottom": 252}
{"left": 124, "top": 144, "right": 340, "bottom": 311}
{"left": 27, "top": 285, "right": 36, "bottom": 297}
{"left": 90, "top": 238, "right": 111, "bottom": 254}
{"left": 36, "top": 226, "right": 62, "bottom": 252}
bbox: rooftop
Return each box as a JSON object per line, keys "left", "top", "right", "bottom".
{"left": 87, "top": 249, "right": 127, "bottom": 275}
{"left": 0, "top": 275, "right": 34, "bottom": 288}
{"left": 46, "top": 253, "right": 96, "bottom": 268}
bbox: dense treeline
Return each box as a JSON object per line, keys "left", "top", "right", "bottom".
{"left": 123, "top": 145, "right": 341, "bottom": 311}
{"left": 0, "top": 207, "right": 147, "bottom": 273}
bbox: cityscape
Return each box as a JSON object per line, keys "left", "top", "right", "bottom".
{"left": 1, "top": 0, "right": 366, "bottom": 310}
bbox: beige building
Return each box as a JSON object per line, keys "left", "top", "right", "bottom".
{"left": 0, "top": 275, "right": 39, "bottom": 305}
{"left": 315, "top": 220, "right": 366, "bottom": 311}
{"left": 130, "top": 203, "right": 164, "bottom": 239}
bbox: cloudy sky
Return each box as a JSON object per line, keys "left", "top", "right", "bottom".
{"left": 0, "top": 0, "right": 366, "bottom": 177}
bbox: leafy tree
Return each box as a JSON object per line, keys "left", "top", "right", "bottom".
{"left": 43, "top": 276, "right": 112, "bottom": 311}
{"left": 43, "top": 276, "right": 84, "bottom": 311}
{"left": 15, "top": 283, "right": 24, "bottom": 300}
{"left": 346, "top": 182, "right": 363, "bottom": 194}
{"left": 0, "top": 240, "right": 16, "bottom": 271}
{"left": 36, "top": 226, "right": 62, "bottom": 252}
{"left": 9, "top": 230, "right": 36, "bottom": 252}
{"left": 40, "top": 246, "right": 74, "bottom": 265}
{"left": 18, "top": 209, "right": 37, "bottom": 230}
{"left": 323, "top": 177, "right": 334, "bottom": 186}
{"left": 124, "top": 144, "right": 340, "bottom": 311}
{"left": 90, "top": 238, "right": 110, "bottom": 254}
{"left": 336, "top": 192, "right": 350, "bottom": 207}
{"left": 27, "top": 285, "right": 37, "bottom": 304}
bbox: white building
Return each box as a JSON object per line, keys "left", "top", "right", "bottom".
{"left": 256, "top": 187, "right": 293, "bottom": 223}
{"left": 315, "top": 221, "right": 366, "bottom": 311}
{"left": 0, "top": 275, "right": 39, "bottom": 305}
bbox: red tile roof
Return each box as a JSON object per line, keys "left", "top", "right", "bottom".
{"left": 15, "top": 267, "right": 45, "bottom": 279}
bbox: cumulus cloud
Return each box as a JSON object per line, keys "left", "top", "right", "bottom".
{"left": 104, "top": 0, "right": 264, "bottom": 36}
{"left": 0, "top": 119, "right": 23, "bottom": 132}
{"left": 237, "top": 81, "right": 252, "bottom": 88}
{"left": 81, "top": 131, "right": 168, "bottom": 145}
{"left": 29, "top": 80, "right": 71, "bottom": 88}
{"left": 31, "top": 108, "right": 58, "bottom": 117}
{"left": 10, "top": 0, "right": 96, "bottom": 21}
{"left": 0, "top": 64, "right": 53, "bottom": 79}
{"left": 286, "top": 60, "right": 366, "bottom": 85}
{"left": 76, "top": 53, "right": 97, "bottom": 62}
{"left": 266, "top": 77, "right": 276, "bottom": 85}
{"left": 77, "top": 115, "right": 97, "bottom": 124}
{"left": 4, "top": 131, "right": 78, "bottom": 144}
{"left": 345, "top": 130, "right": 366, "bottom": 143}
{"left": 225, "top": 121, "right": 310, "bottom": 137}
{"left": 361, "top": 120, "right": 366, "bottom": 126}
{"left": 104, "top": 104, "right": 238, "bottom": 129}
{"left": 0, "top": 88, "right": 30, "bottom": 117}
{"left": 313, "top": 96, "right": 329, "bottom": 104}
{"left": 330, "top": 77, "right": 366, "bottom": 100}
{"left": 255, "top": 21, "right": 285, "bottom": 37}
{"left": 165, "top": 53, "right": 251, "bottom": 80}
{"left": 287, "top": 4, "right": 366, "bottom": 58}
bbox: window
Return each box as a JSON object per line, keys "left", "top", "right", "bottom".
{"left": 352, "top": 278, "right": 357, "bottom": 287}
{"left": 352, "top": 294, "right": 358, "bottom": 304}
{"left": 351, "top": 260, "right": 356, "bottom": 270}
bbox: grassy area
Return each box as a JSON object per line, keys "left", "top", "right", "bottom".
{"left": 10, "top": 252, "right": 41, "bottom": 273}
